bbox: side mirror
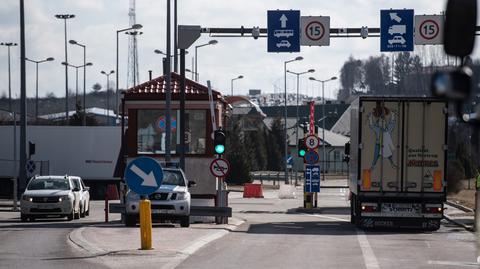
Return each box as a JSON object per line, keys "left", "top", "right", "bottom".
{"left": 188, "top": 181, "right": 197, "bottom": 188}
{"left": 444, "top": 0, "right": 477, "bottom": 57}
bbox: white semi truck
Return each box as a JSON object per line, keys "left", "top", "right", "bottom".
{"left": 347, "top": 97, "right": 447, "bottom": 230}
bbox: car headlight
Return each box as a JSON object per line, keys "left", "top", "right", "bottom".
{"left": 22, "top": 195, "right": 33, "bottom": 202}
{"left": 58, "top": 195, "right": 71, "bottom": 202}
{"left": 177, "top": 193, "right": 188, "bottom": 200}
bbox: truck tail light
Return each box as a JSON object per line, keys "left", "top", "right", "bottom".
{"left": 361, "top": 203, "right": 378, "bottom": 212}
{"left": 433, "top": 170, "right": 442, "bottom": 191}
{"left": 362, "top": 169, "right": 371, "bottom": 190}
{"left": 424, "top": 204, "right": 443, "bottom": 213}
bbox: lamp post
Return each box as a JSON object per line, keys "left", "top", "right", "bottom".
{"left": 309, "top": 76, "right": 338, "bottom": 181}
{"left": 287, "top": 68, "right": 315, "bottom": 185}
{"left": 62, "top": 62, "right": 93, "bottom": 108}
{"left": 69, "top": 39, "right": 88, "bottom": 125}
{"left": 230, "top": 75, "right": 244, "bottom": 96}
{"left": 194, "top": 40, "right": 218, "bottom": 82}
{"left": 283, "top": 56, "right": 303, "bottom": 184}
{"left": 54, "top": 14, "right": 75, "bottom": 123}
{"left": 0, "top": 42, "right": 18, "bottom": 112}
{"left": 25, "top": 57, "right": 54, "bottom": 122}
{"left": 101, "top": 70, "right": 115, "bottom": 125}
{"left": 117, "top": 24, "right": 142, "bottom": 123}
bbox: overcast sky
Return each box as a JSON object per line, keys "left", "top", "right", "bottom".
{"left": 0, "top": 0, "right": 479, "bottom": 101}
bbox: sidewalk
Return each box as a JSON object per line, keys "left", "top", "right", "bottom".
{"left": 69, "top": 217, "right": 244, "bottom": 269}
{"left": 444, "top": 201, "right": 475, "bottom": 232}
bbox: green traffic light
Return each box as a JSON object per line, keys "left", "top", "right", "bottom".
{"left": 215, "top": 145, "right": 225, "bottom": 154}
{"left": 299, "top": 149, "right": 306, "bottom": 157}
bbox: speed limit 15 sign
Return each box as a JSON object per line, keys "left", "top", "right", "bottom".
{"left": 301, "top": 16, "right": 330, "bottom": 46}
{"left": 414, "top": 15, "right": 444, "bottom": 45}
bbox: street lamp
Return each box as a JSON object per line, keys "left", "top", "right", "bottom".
{"left": 54, "top": 14, "right": 75, "bottom": 123}
{"left": 309, "top": 76, "right": 338, "bottom": 181}
{"left": 185, "top": 69, "right": 198, "bottom": 80}
{"left": 194, "top": 40, "right": 218, "bottom": 82}
{"left": 25, "top": 57, "right": 54, "bottom": 122}
{"left": 283, "top": 56, "right": 303, "bottom": 184}
{"left": 69, "top": 39, "right": 89, "bottom": 126}
{"left": 154, "top": 49, "right": 188, "bottom": 57}
{"left": 0, "top": 42, "right": 18, "bottom": 112}
{"left": 62, "top": 62, "right": 93, "bottom": 109}
{"left": 287, "top": 68, "right": 315, "bottom": 185}
{"left": 101, "top": 70, "right": 115, "bottom": 125}
{"left": 230, "top": 75, "right": 244, "bottom": 96}
{"left": 116, "top": 24, "right": 142, "bottom": 123}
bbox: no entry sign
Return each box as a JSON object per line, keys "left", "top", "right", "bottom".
{"left": 210, "top": 158, "right": 231, "bottom": 178}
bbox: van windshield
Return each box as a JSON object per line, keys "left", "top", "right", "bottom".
{"left": 162, "top": 170, "right": 185, "bottom": 186}
{"left": 27, "top": 178, "right": 70, "bottom": 190}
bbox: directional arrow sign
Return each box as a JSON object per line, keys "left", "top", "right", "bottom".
{"left": 124, "top": 157, "right": 164, "bottom": 196}
{"left": 389, "top": 13, "right": 402, "bottom": 23}
{"left": 280, "top": 14, "right": 288, "bottom": 28}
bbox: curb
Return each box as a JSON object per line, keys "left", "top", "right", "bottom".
{"left": 446, "top": 200, "right": 474, "bottom": 212}
{"left": 443, "top": 213, "right": 475, "bottom": 232}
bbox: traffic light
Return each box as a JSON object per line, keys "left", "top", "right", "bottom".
{"left": 28, "top": 141, "right": 35, "bottom": 159}
{"left": 298, "top": 138, "right": 307, "bottom": 157}
{"left": 214, "top": 129, "right": 226, "bottom": 155}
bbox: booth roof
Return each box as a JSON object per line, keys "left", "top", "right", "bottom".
{"left": 123, "top": 72, "right": 225, "bottom": 102}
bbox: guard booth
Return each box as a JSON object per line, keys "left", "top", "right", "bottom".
{"left": 120, "top": 72, "right": 229, "bottom": 220}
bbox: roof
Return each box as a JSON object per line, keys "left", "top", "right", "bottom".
{"left": 330, "top": 105, "right": 351, "bottom": 136}
{"left": 263, "top": 117, "right": 349, "bottom": 147}
{"left": 39, "top": 107, "right": 117, "bottom": 120}
{"left": 123, "top": 72, "right": 226, "bottom": 103}
{"left": 227, "top": 96, "right": 267, "bottom": 118}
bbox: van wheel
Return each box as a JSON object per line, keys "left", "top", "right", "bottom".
{"left": 125, "top": 214, "right": 137, "bottom": 227}
{"left": 180, "top": 216, "right": 190, "bottom": 228}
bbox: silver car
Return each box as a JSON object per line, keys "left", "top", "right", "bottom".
{"left": 124, "top": 168, "right": 195, "bottom": 227}
{"left": 20, "top": 175, "right": 83, "bottom": 221}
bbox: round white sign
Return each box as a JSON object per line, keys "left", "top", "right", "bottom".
{"left": 305, "top": 135, "right": 320, "bottom": 149}
{"left": 210, "top": 158, "right": 230, "bottom": 178}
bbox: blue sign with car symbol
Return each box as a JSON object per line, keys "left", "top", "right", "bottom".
{"left": 381, "top": 9, "right": 414, "bottom": 52}
{"left": 268, "top": 10, "right": 300, "bottom": 52}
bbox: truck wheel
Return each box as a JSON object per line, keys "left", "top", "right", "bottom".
{"left": 350, "top": 196, "right": 355, "bottom": 224}
{"left": 21, "top": 214, "right": 28, "bottom": 222}
{"left": 180, "top": 216, "right": 190, "bottom": 228}
{"left": 125, "top": 214, "right": 137, "bottom": 227}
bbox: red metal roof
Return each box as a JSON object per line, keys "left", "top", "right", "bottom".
{"left": 123, "top": 72, "right": 225, "bottom": 102}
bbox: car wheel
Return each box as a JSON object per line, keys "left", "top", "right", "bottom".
{"left": 80, "top": 205, "right": 86, "bottom": 218}
{"left": 21, "top": 214, "right": 28, "bottom": 222}
{"left": 125, "top": 214, "right": 137, "bottom": 227}
{"left": 180, "top": 216, "right": 190, "bottom": 228}
{"left": 29, "top": 216, "right": 36, "bottom": 222}
{"left": 67, "top": 210, "right": 74, "bottom": 221}
{"left": 85, "top": 203, "right": 90, "bottom": 216}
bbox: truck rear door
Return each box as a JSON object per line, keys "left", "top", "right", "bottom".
{"left": 403, "top": 101, "right": 446, "bottom": 193}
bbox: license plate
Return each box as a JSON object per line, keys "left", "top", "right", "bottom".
{"left": 37, "top": 204, "right": 54, "bottom": 209}
{"left": 152, "top": 209, "right": 172, "bottom": 214}
{"left": 381, "top": 203, "right": 421, "bottom": 217}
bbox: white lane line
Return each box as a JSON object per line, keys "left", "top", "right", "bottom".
{"left": 302, "top": 213, "right": 349, "bottom": 223}
{"left": 356, "top": 229, "right": 380, "bottom": 269}
{"left": 428, "top": 260, "right": 480, "bottom": 267}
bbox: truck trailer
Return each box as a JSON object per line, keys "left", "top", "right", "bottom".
{"left": 348, "top": 97, "right": 447, "bottom": 230}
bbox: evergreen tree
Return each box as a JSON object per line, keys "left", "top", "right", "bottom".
{"left": 266, "top": 117, "right": 284, "bottom": 171}
{"left": 225, "top": 122, "right": 251, "bottom": 184}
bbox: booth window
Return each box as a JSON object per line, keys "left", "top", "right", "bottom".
{"left": 137, "top": 109, "right": 206, "bottom": 155}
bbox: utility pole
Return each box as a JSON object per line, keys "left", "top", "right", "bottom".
{"left": 19, "top": 0, "right": 27, "bottom": 192}
{"left": 165, "top": 0, "right": 172, "bottom": 162}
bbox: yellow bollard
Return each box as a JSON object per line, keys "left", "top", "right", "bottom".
{"left": 139, "top": 199, "right": 153, "bottom": 250}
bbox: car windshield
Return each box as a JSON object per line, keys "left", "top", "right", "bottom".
{"left": 162, "top": 170, "right": 185, "bottom": 186}
{"left": 27, "top": 178, "right": 70, "bottom": 190}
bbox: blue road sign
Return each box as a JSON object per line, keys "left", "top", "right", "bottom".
{"left": 305, "top": 165, "right": 320, "bottom": 192}
{"left": 380, "top": 9, "right": 414, "bottom": 52}
{"left": 267, "top": 10, "right": 300, "bottom": 52}
{"left": 286, "top": 155, "right": 293, "bottom": 165}
{"left": 304, "top": 150, "right": 319, "bottom": 165}
{"left": 124, "top": 156, "right": 164, "bottom": 196}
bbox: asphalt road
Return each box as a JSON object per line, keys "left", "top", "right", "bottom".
{"left": 0, "top": 201, "right": 115, "bottom": 269}
{"left": 178, "top": 187, "right": 478, "bottom": 269}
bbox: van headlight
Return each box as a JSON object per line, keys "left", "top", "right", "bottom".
{"left": 22, "top": 195, "right": 33, "bottom": 202}
{"left": 58, "top": 195, "right": 71, "bottom": 202}
{"left": 177, "top": 193, "right": 188, "bottom": 200}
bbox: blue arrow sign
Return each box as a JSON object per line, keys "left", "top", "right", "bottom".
{"left": 305, "top": 165, "right": 320, "bottom": 192}
{"left": 380, "top": 9, "right": 414, "bottom": 52}
{"left": 124, "top": 157, "right": 164, "bottom": 196}
{"left": 268, "top": 10, "right": 300, "bottom": 52}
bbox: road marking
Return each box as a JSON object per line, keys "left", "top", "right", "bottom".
{"left": 356, "top": 229, "right": 380, "bottom": 269}
{"left": 428, "top": 260, "right": 480, "bottom": 267}
{"left": 303, "top": 213, "right": 349, "bottom": 222}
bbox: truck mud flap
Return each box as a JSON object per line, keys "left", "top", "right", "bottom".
{"left": 358, "top": 217, "right": 441, "bottom": 231}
